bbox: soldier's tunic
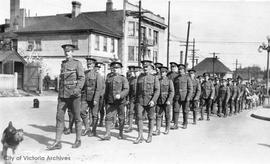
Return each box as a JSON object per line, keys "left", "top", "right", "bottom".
{"left": 200, "top": 80, "right": 214, "bottom": 120}
{"left": 156, "top": 76, "right": 174, "bottom": 129}
{"left": 56, "top": 58, "right": 85, "bottom": 141}
{"left": 104, "top": 73, "right": 129, "bottom": 129}
{"left": 217, "top": 84, "right": 230, "bottom": 117}
{"left": 190, "top": 78, "right": 201, "bottom": 123}
{"left": 80, "top": 69, "right": 102, "bottom": 131}
{"left": 212, "top": 83, "right": 220, "bottom": 114}
{"left": 135, "top": 72, "right": 160, "bottom": 137}
{"left": 234, "top": 85, "right": 241, "bottom": 114}
{"left": 173, "top": 74, "right": 193, "bottom": 126}
{"left": 167, "top": 71, "right": 178, "bottom": 122}
{"left": 128, "top": 76, "right": 137, "bottom": 118}
{"left": 237, "top": 83, "right": 244, "bottom": 112}
{"left": 229, "top": 84, "right": 238, "bottom": 115}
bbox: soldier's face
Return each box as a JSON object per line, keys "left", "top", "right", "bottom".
{"left": 161, "top": 71, "right": 167, "bottom": 77}
{"left": 64, "top": 50, "right": 73, "bottom": 59}
{"left": 189, "top": 73, "right": 195, "bottom": 79}
{"left": 204, "top": 76, "right": 209, "bottom": 81}
{"left": 179, "top": 67, "right": 185, "bottom": 74}
{"left": 143, "top": 65, "right": 152, "bottom": 73}
{"left": 87, "top": 63, "right": 95, "bottom": 70}
{"left": 171, "top": 66, "right": 178, "bottom": 72}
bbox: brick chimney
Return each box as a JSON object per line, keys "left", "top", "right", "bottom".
{"left": 106, "top": 0, "right": 113, "bottom": 12}
{"left": 72, "top": 1, "right": 81, "bottom": 18}
{"left": 10, "top": 0, "right": 20, "bottom": 30}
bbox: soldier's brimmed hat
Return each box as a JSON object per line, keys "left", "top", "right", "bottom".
{"left": 237, "top": 75, "right": 243, "bottom": 80}
{"left": 227, "top": 78, "right": 232, "bottom": 81}
{"left": 110, "top": 61, "right": 123, "bottom": 68}
{"left": 141, "top": 60, "right": 155, "bottom": 69}
{"left": 61, "top": 44, "right": 76, "bottom": 51}
{"left": 95, "top": 62, "right": 103, "bottom": 68}
{"left": 160, "top": 66, "right": 169, "bottom": 72}
{"left": 178, "top": 64, "right": 186, "bottom": 69}
{"left": 85, "top": 56, "right": 97, "bottom": 64}
{"left": 170, "top": 62, "right": 178, "bottom": 67}
{"left": 154, "top": 62, "right": 163, "bottom": 69}
{"left": 203, "top": 72, "right": 209, "bottom": 77}
{"left": 197, "top": 75, "right": 203, "bottom": 79}
{"left": 188, "top": 69, "right": 196, "bottom": 73}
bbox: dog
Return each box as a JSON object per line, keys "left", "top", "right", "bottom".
{"left": 1, "top": 121, "right": 23, "bottom": 158}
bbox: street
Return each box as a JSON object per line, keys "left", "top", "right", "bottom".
{"left": 0, "top": 96, "right": 270, "bottom": 164}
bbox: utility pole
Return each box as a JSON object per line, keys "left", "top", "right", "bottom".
{"left": 188, "top": 38, "right": 199, "bottom": 68}
{"left": 233, "top": 59, "right": 239, "bottom": 78}
{"left": 138, "top": 0, "right": 142, "bottom": 66}
{"left": 166, "top": 1, "right": 170, "bottom": 67}
{"left": 209, "top": 52, "right": 219, "bottom": 76}
{"left": 184, "top": 21, "right": 191, "bottom": 67}
{"left": 180, "top": 51, "right": 183, "bottom": 64}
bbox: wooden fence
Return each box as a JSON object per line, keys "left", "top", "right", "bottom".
{"left": 0, "top": 73, "right": 18, "bottom": 91}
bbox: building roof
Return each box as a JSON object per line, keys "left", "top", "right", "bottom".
{"left": 15, "top": 11, "right": 124, "bottom": 38}
{"left": 193, "top": 57, "right": 231, "bottom": 75}
{"left": 0, "top": 50, "right": 26, "bottom": 64}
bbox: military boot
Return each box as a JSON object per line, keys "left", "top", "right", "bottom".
{"left": 89, "top": 118, "right": 98, "bottom": 137}
{"left": 125, "top": 115, "right": 133, "bottom": 133}
{"left": 182, "top": 112, "right": 188, "bottom": 129}
{"left": 101, "top": 121, "right": 111, "bottom": 140}
{"left": 153, "top": 118, "right": 161, "bottom": 136}
{"left": 72, "top": 121, "right": 82, "bottom": 148}
{"left": 47, "top": 141, "right": 62, "bottom": 150}
{"left": 146, "top": 120, "right": 154, "bottom": 143}
{"left": 134, "top": 120, "right": 144, "bottom": 144}
{"left": 164, "top": 117, "right": 170, "bottom": 135}
{"left": 171, "top": 112, "right": 179, "bottom": 130}
{"left": 81, "top": 117, "right": 91, "bottom": 136}
{"left": 193, "top": 111, "right": 197, "bottom": 124}
{"left": 118, "top": 120, "right": 125, "bottom": 139}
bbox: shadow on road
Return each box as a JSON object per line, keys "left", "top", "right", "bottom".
{"left": 95, "top": 129, "right": 136, "bottom": 143}
{"left": 23, "top": 131, "right": 73, "bottom": 147}
{"left": 29, "top": 124, "right": 56, "bottom": 132}
{"left": 258, "top": 143, "right": 270, "bottom": 148}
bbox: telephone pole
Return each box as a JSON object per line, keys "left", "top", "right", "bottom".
{"left": 209, "top": 52, "right": 219, "bottom": 76}
{"left": 233, "top": 59, "right": 240, "bottom": 78}
{"left": 188, "top": 38, "right": 199, "bottom": 68}
{"left": 166, "top": 1, "right": 171, "bottom": 67}
{"left": 138, "top": 0, "right": 142, "bottom": 66}
{"left": 184, "top": 21, "right": 191, "bottom": 67}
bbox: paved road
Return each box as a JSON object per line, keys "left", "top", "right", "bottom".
{"left": 0, "top": 96, "right": 270, "bottom": 164}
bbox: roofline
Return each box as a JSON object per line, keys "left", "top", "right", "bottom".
{"left": 15, "top": 29, "right": 122, "bottom": 38}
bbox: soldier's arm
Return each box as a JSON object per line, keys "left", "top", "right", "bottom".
{"left": 210, "top": 83, "right": 215, "bottom": 99}
{"left": 119, "top": 77, "right": 129, "bottom": 98}
{"left": 94, "top": 73, "right": 102, "bottom": 102}
{"left": 186, "top": 77, "right": 193, "bottom": 101}
{"left": 167, "top": 79, "right": 175, "bottom": 104}
{"left": 226, "top": 87, "right": 231, "bottom": 103}
{"left": 151, "top": 76, "right": 160, "bottom": 104}
{"left": 76, "top": 61, "right": 85, "bottom": 90}
{"left": 194, "top": 80, "right": 201, "bottom": 100}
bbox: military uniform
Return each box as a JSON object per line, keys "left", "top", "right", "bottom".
{"left": 153, "top": 66, "right": 174, "bottom": 135}
{"left": 228, "top": 79, "right": 238, "bottom": 116}
{"left": 217, "top": 80, "right": 230, "bottom": 117}
{"left": 126, "top": 75, "right": 137, "bottom": 132}
{"left": 189, "top": 73, "right": 201, "bottom": 124}
{"left": 200, "top": 74, "right": 215, "bottom": 121}
{"left": 80, "top": 59, "right": 102, "bottom": 136}
{"left": 212, "top": 79, "right": 220, "bottom": 115}
{"left": 134, "top": 60, "right": 160, "bottom": 144}
{"left": 102, "top": 62, "right": 129, "bottom": 140}
{"left": 48, "top": 44, "right": 85, "bottom": 150}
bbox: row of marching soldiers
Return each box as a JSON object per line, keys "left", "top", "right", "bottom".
{"left": 72, "top": 58, "right": 264, "bottom": 144}
{"left": 47, "top": 44, "right": 263, "bottom": 150}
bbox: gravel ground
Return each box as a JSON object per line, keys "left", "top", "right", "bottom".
{"left": 1, "top": 96, "right": 270, "bottom": 164}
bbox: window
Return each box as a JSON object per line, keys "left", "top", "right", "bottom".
{"left": 128, "top": 46, "right": 135, "bottom": 61}
{"left": 148, "top": 28, "right": 152, "bottom": 38}
{"left": 72, "top": 39, "right": 79, "bottom": 50}
{"left": 153, "top": 30, "right": 159, "bottom": 45}
{"left": 103, "top": 37, "right": 107, "bottom": 52}
{"left": 147, "top": 49, "right": 151, "bottom": 60}
{"left": 128, "top": 21, "right": 135, "bottom": 36}
{"left": 153, "top": 51, "right": 158, "bottom": 63}
{"left": 141, "top": 26, "right": 146, "bottom": 40}
{"left": 27, "top": 40, "right": 34, "bottom": 51}
{"left": 136, "top": 22, "right": 139, "bottom": 36}
{"left": 95, "top": 35, "right": 100, "bottom": 50}
{"left": 110, "top": 38, "right": 115, "bottom": 53}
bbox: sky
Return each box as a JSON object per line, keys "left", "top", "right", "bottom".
{"left": 1, "top": 0, "right": 270, "bottom": 71}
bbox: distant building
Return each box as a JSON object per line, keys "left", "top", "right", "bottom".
{"left": 193, "top": 57, "right": 233, "bottom": 78}
{"left": 0, "top": 0, "right": 167, "bottom": 77}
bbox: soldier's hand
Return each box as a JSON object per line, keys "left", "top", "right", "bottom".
{"left": 115, "top": 94, "right": 121, "bottom": 99}
{"left": 166, "top": 101, "right": 171, "bottom": 105}
{"left": 149, "top": 101, "right": 155, "bottom": 107}
{"left": 93, "top": 101, "right": 97, "bottom": 105}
